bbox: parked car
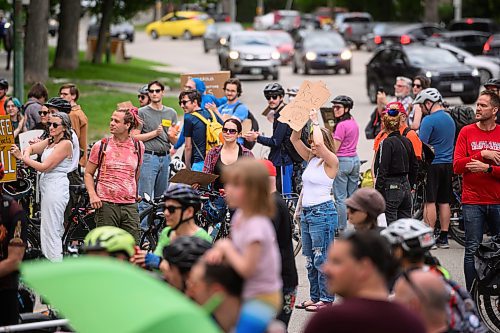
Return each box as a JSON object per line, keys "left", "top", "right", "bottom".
{"left": 87, "top": 16, "right": 135, "bottom": 42}
{"left": 366, "top": 45, "right": 481, "bottom": 104}
{"left": 483, "top": 34, "right": 500, "bottom": 57}
{"left": 254, "top": 10, "right": 300, "bottom": 31}
{"left": 334, "top": 12, "right": 373, "bottom": 49}
{"left": 449, "top": 18, "right": 498, "bottom": 34}
{"left": 377, "top": 23, "right": 445, "bottom": 46}
{"left": 266, "top": 30, "right": 294, "bottom": 65}
{"left": 293, "top": 30, "right": 352, "bottom": 75}
{"left": 203, "top": 22, "right": 243, "bottom": 53}
{"left": 426, "top": 31, "right": 491, "bottom": 55}
{"left": 364, "top": 22, "right": 407, "bottom": 51}
{"left": 145, "top": 11, "right": 214, "bottom": 40}
{"left": 218, "top": 31, "right": 280, "bottom": 80}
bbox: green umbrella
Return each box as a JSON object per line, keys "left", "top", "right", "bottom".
{"left": 21, "top": 257, "right": 222, "bottom": 333}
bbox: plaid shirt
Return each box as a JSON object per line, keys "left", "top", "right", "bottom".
{"left": 202, "top": 144, "right": 254, "bottom": 174}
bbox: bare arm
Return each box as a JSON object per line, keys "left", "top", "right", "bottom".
{"left": 13, "top": 140, "right": 72, "bottom": 173}
{"left": 220, "top": 240, "right": 261, "bottom": 279}
{"left": 333, "top": 139, "right": 341, "bottom": 154}
{"left": 310, "top": 110, "right": 338, "bottom": 176}
{"left": 185, "top": 137, "right": 193, "bottom": 170}
{"left": 26, "top": 138, "right": 50, "bottom": 156}
{"left": 132, "top": 125, "right": 162, "bottom": 142}
{"left": 410, "top": 105, "right": 422, "bottom": 130}
{"left": 84, "top": 161, "right": 103, "bottom": 209}
{"left": 0, "top": 245, "right": 25, "bottom": 278}
{"left": 290, "top": 129, "right": 310, "bottom": 161}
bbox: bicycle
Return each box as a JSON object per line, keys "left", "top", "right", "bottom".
{"left": 139, "top": 193, "right": 165, "bottom": 251}
{"left": 196, "top": 188, "right": 231, "bottom": 243}
{"left": 282, "top": 193, "right": 302, "bottom": 257}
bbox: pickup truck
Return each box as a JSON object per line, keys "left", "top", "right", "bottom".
{"left": 335, "top": 12, "right": 373, "bottom": 49}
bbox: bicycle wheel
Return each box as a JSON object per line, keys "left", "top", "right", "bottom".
{"left": 24, "top": 226, "right": 43, "bottom": 260}
{"left": 139, "top": 207, "right": 162, "bottom": 251}
{"left": 471, "top": 279, "right": 500, "bottom": 332}
{"left": 286, "top": 199, "right": 302, "bottom": 257}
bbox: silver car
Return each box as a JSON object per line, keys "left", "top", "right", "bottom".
{"left": 219, "top": 31, "right": 280, "bottom": 80}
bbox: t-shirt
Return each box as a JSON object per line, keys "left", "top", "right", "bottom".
{"left": 218, "top": 101, "right": 249, "bottom": 122}
{"left": 419, "top": 110, "right": 456, "bottom": 164}
{"left": 272, "top": 192, "right": 298, "bottom": 288}
{"left": 69, "top": 105, "right": 88, "bottom": 166}
{"left": 88, "top": 137, "right": 144, "bottom": 204}
{"left": 184, "top": 109, "right": 223, "bottom": 164}
{"left": 138, "top": 105, "right": 177, "bottom": 153}
{"left": 374, "top": 125, "right": 423, "bottom": 160}
{"left": 453, "top": 123, "right": 500, "bottom": 204}
{"left": 154, "top": 226, "right": 212, "bottom": 257}
{"left": 304, "top": 298, "right": 426, "bottom": 333}
{"left": 0, "top": 95, "right": 7, "bottom": 116}
{"left": 333, "top": 118, "right": 359, "bottom": 157}
{"left": 231, "top": 210, "right": 282, "bottom": 299}
{"left": 0, "top": 196, "right": 27, "bottom": 291}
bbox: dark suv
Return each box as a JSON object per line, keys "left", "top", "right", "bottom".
{"left": 366, "top": 45, "right": 481, "bottom": 104}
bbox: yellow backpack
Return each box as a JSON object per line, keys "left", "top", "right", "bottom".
{"left": 192, "top": 110, "right": 224, "bottom": 154}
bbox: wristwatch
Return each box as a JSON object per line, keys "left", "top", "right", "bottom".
{"left": 487, "top": 166, "right": 493, "bottom": 173}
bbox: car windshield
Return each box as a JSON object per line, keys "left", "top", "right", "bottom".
{"left": 269, "top": 32, "right": 292, "bottom": 45}
{"left": 233, "top": 34, "right": 271, "bottom": 46}
{"left": 407, "top": 48, "right": 460, "bottom": 66}
{"left": 344, "top": 16, "right": 371, "bottom": 23}
{"left": 304, "top": 34, "right": 345, "bottom": 48}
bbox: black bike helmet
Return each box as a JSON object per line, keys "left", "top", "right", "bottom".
{"left": 484, "top": 78, "right": 500, "bottom": 89}
{"left": 163, "top": 183, "right": 202, "bottom": 211}
{"left": 44, "top": 97, "right": 72, "bottom": 113}
{"left": 163, "top": 236, "right": 212, "bottom": 274}
{"left": 331, "top": 95, "right": 354, "bottom": 110}
{"left": 263, "top": 82, "right": 285, "bottom": 97}
{"left": 138, "top": 84, "right": 149, "bottom": 95}
{"left": 0, "top": 78, "right": 8, "bottom": 90}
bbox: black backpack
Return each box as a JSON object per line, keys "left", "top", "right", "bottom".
{"left": 233, "top": 103, "right": 259, "bottom": 150}
{"left": 446, "top": 106, "right": 477, "bottom": 141}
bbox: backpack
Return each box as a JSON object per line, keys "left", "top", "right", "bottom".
{"left": 446, "top": 106, "right": 477, "bottom": 141}
{"left": 192, "top": 110, "right": 224, "bottom": 154}
{"left": 402, "top": 127, "right": 435, "bottom": 167}
{"left": 233, "top": 103, "right": 259, "bottom": 150}
{"left": 365, "top": 108, "right": 382, "bottom": 140}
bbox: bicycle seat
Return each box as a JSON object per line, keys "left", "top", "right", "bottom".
{"left": 70, "top": 184, "right": 86, "bottom": 194}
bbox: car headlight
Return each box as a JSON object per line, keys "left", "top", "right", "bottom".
{"left": 425, "top": 71, "right": 440, "bottom": 78}
{"left": 471, "top": 68, "right": 480, "bottom": 76}
{"left": 305, "top": 51, "right": 317, "bottom": 61}
{"left": 271, "top": 51, "right": 281, "bottom": 60}
{"left": 229, "top": 50, "right": 239, "bottom": 60}
{"left": 340, "top": 49, "right": 352, "bottom": 60}
{"left": 219, "top": 37, "right": 227, "bottom": 45}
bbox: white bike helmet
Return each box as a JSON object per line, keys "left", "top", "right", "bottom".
{"left": 381, "top": 219, "right": 435, "bottom": 253}
{"left": 412, "top": 88, "right": 442, "bottom": 105}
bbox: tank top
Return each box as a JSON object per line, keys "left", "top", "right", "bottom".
{"left": 41, "top": 141, "right": 73, "bottom": 176}
{"left": 301, "top": 157, "right": 334, "bottom": 207}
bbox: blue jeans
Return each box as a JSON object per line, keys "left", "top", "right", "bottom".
{"left": 301, "top": 200, "right": 337, "bottom": 303}
{"left": 463, "top": 204, "right": 500, "bottom": 291}
{"left": 236, "top": 299, "right": 278, "bottom": 333}
{"left": 192, "top": 160, "right": 204, "bottom": 172}
{"left": 333, "top": 156, "right": 360, "bottom": 230}
{"left": 277, "top": 164, "right": 293, "bottom": 195}
{"left": 138, "top": 153, "right": 171, "bottom": 230}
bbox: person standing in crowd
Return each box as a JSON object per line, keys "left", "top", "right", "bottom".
{"left": 378, "top": 76, "right": 413, "bottom": 115}
{"left": 215, "top": 78, "right": 249, "bottom": 122}
{"left": 33, "top": 105, "right": 50, "bottom": 138}
{"left": 135, "top": 80, "right": 178, "bottom": 220}
{"left": 409, "top": 75, "right": 431, "bottom": 130}
{"left": 330, "top": 95, "right": 360, "bottom": 232}
{"left": 0, "top": 78, "right": 8, "bottom": 115}
{"left": 244, "top": 83, "right": 295, "bottom": 194}
{"left": 259, "top": 159, "right": 298, "bottom": 328}
{"left": 484, "top": 78, "right": 500, "bottom": 124}
{"left": 413, "top": 88, "right": 455, "bottom": 249}
{"left": 0, "top": 162, "right": 27, "bottom": 327}
{"left": 453, "top": 90, "right": 500, "bottom": 290}
{"left": 345, "top": 187, "right": 386, "bottom": 232}
{"left": 304, "top": 231, "right": 426, "bottom": 333}
{"left": 24, "top": 82, "right": 48, "bottom": 130}
{"left": 83, "top": 226, "right": 136, "bottom": 261}
{"left": 291, "top": 109, "right": 338, "bottom": 312}
{"left": 59, "top": 83, "right": 88, "bottom": 167}
{"left": 5, "top": 97, "right": 26, "bottom": 140}
{"left": 137, "top": 85, "right": 150, "bottom": 108}
{"left": 374, "top": 103, "right": 417, "bottom": 224}
{"left": 85, "top": 108, "right": 144, "bottom": 243}
{"left": 184, "top": 77, "right": 227, "bottom": 109}
{"left": 205, "top": 159, "right": 282, "bottom": 333}
{"left": 11, "top": 113, "right": 74, "bottom": 261}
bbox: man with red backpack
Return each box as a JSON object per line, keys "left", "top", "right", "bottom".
{"left": 84, "top": 108, "right": 144, "bottom": 243}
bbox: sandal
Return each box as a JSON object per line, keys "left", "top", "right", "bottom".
{"left": 305, "top": 301, "right": 332, "bottom": 312}
{"left": 295, "top": 300, "right": 315, "bottom": 309}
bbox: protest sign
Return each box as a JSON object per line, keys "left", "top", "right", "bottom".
{"left": 170, "top": 169, "right": 218, "bottom": 187}
{"left": 278, "top": 81, "right": 331, "bottom": 131}
{"left": 0, "top": 116, "right": 17, "bottom": 182}
{"left": 180, "top": 71, "right": 231, "bottom": 98}
{"left": 19, "top": 130, "right": 44, "bottom": 160}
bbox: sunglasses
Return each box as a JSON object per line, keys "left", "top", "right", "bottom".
{"left": 138, "top": 95, "right": 147, "bottom": 100}
{"left": 265, "top": 94, "right": 280, "bottom": 101}
{"left": 48, "top": 122, "right": 61, "bottom": 129}
{"left": 222, "top": 128, "right": 238, "bottom": 134}
{"left": 164, "top": 205, "right": 183, "bottom": 214}
{"left": 332, "top": 105, "right": 344, "bottom": 110}
{"left": 149, "top": 89, "right": 162, "bottom": 94}
{"left": 38, "top": 111, "right": 49, "bottom": 116}
{"left": 412, "top": 83, "right": 422, "bottom": 88}
{"left": 179, "top": 100, "right": 191, "bottom": 106}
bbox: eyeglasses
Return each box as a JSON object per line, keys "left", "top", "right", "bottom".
{"left": 412, "top": 83, "right": 422, "bottom": 88}
{"left": 222, "top": 128, "right": 238, "bottom": 134}
{"left": 137, "top": 95, "right": 147, "bottom": 100}
{"left": 265, "top": 94, "right": 280, "bottom": 101}
{"left": 164, "top": 205, "right": 183, "bottom": 214}
{"left": 332, "top": 105, "right": 344, "bottom": 111}
{"left": 149, "top": 89, "right": 162, "bottom": 94}
{"left": 48, "top": 122, "right": 61, "bottom": 129}
{"left": 394, "top": 84, "right": 406, "bottom": 88}
{"left": 179, "top": 100, "right": 191, "bottom": 106}
{"left": 38, "top": 111, "right": 49, "bottom": 116}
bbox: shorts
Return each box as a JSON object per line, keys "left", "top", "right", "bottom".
{"left": 425, "top": 163, "right": 453, "bottom": 204}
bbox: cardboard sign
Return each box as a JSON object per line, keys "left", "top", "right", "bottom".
{"left": 278, "top": 81, "right": 331, "bottom": 132}
{"left": 0, "top": 116, "right": 17, "bottom": 182}
{"left": 320, "top": 107, "right": 336, "bottom": 133}
{"left": 170, "top": 169, "right": 219, "bottom": 186}
{"left": 180, "top": 71, "right": 231, "bottom": 98}
{"left": 19, "top": 130, "right": 44, "bottom": 160}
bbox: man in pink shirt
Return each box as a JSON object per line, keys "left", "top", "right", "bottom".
{"left": 84, "top": 108, "right": 144, "bottom": 243}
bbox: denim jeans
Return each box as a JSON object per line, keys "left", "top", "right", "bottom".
{"left": 463, "top": 204, "right": 500, "bottom": 291}
{"left": 301, "top": 200, "right": 337, "bottom": 303}
{"left": 383, "top": 178, "right": 412, "bottom": 224}
{"left": 138, "top": 153, "right": 171, "bottom": 230}
{"left": 333, "top": 156, "right": 360, "bottom": 230}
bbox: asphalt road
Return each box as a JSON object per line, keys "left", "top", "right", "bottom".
{"left": 125, "top": 31, "right": 468, "bottom": 333}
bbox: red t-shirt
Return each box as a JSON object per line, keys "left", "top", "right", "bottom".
{"left": 453, "top": 123, "right": 500, "bottom": 204}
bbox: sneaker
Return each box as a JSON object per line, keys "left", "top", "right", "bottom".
{"left": 436, "top": 237, "right": 450, "bottom": 249}
{"left": 431, "top": 244, "right": 438, "bottom": 250}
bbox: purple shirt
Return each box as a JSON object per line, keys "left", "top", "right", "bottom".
{"left": 231, "top": 210, "right": 282, "bottom": 299}
{"left": 333, "top": 118, "right": 359, "bottom": 157}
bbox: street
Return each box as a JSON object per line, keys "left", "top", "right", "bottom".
{"left": 126, "top": 32, "right": 467, "bottom": 333}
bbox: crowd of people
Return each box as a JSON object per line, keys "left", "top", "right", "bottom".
{"left": 0, "top": 72, "right": 498, "bottom": 333}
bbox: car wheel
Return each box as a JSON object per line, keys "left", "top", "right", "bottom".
{"left": 478, "top": 68, "right": 492, "bottom": 85}
{"left": 461, "top": 94, "right": 479, "bottom": 105}
{"left": 292, "top": 61, "right": 298, "bottom": 74}
{"left": 368, "top": 80, "right": 378, "bottom": 104}
{"left": 203, "top": 42, "right": 209, "bottom": 53}
{"left": 345, "top": 65, "right": 352, "bottom": 74}
{"left": 272, "top": 72, "right": 279, "bottom": 80}
{"left": 182, "top": 30, "right": 193, "bottom": 40}
{"left": 304, "top": 62, "right": 310, "bottom": 75}
{"left": 151, "top": 30, "right": 159, "bottom": 40}
{"left": 355, "top": 43, "right": 362, "bottom": 50}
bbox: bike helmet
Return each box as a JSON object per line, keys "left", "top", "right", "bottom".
{"left": 484, "top": 78, "right": 500, "bottom": 89}
{"left": 412, "top": 88, "right": 442, "bottom": 105}
{"left": 263, "top": 82, "right": 285, "bottom": 97}
{"left": 331, "top": 95, "right": 354, "bottom": 110}
{"left": 286, "top": 87, "right": 299, "bottom": 96}
{"left": 162, "top": 236, "right": 212, "bottom": 274}
{"left": 381, "top": 219, "right": 435, "bottom": 253}
{"left": 0, "top": 78, "right": 8, "bottom": 90}
{"left": 163, "top": 183, "right": 201, "bottom": 211}
{"left": 83, "top": 226, "right": 136, "bottom": 258}
{"left": 44, "top": 97, "right": 72, "bottom": 113}
{"left": 138, "top": 84, "right": 149, "bottom": 95}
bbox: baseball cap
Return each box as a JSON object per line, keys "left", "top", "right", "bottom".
{"left": 383, "top": 101, "right": 407, "bottom": 116}
{"left": 258, "top": 159, "right": 277, "bottom": 177}
{"left": 345, "top": 188, "right": 386, "bottom": 219}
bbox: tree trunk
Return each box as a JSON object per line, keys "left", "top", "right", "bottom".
{"left": 24, "top": 0, "right": 49, "bottom": 83}
{"left": 54, "top": 0, "right": 81, "bottom": 70}
{"left": 424, "top": 0, "right": 439, "bottom": 23}
{"left": 92, "top": 0, "right": 114, "bottom": 64}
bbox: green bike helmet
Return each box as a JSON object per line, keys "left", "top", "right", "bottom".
{"left": 83, "top": 226, "right": 135, "bottom": 258}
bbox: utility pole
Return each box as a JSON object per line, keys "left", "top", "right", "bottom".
{"left": 229, "top": 0, "right": 236, "bottom": 22}
{"left": 453, "top": 0, "right": 462, "bottom": 21}
{"left": 257, "top": 0, "right": 264, "bottom": 16}
{"left": 13, "top": 0, "right": 23, "bottom": 100}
